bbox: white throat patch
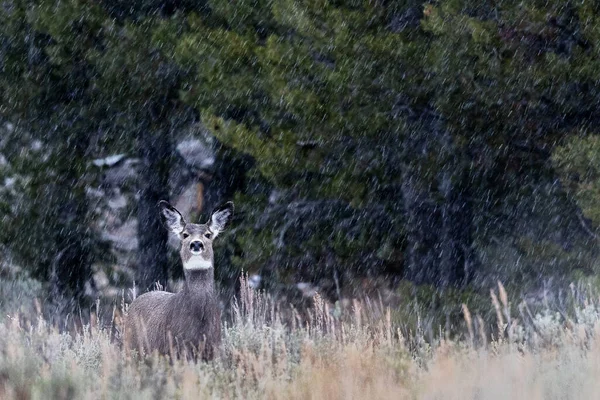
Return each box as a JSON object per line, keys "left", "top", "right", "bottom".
{"left": 184, "top": 257, "right": 213, "bottom": 270}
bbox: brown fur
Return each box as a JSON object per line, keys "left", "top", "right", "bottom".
{"left": 124, "top": 201, "right": 233, "bottom": 360}
{"left": 124, "top": 269, "right": 221, "bottom": 360}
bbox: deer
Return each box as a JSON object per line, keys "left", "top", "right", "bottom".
{"left": 124, "top": 200, "right": 234, "bottom": 360}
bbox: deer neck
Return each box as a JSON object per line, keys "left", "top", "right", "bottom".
{"left": 183, "top": 268, "right": 215, "bottom": 297}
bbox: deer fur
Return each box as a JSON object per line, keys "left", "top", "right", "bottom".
{"left": 124, "top": 200, "right": 234, "bottom": 360}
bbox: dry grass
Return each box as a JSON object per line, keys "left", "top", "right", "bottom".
{"left": 0, "top": 278, "right": 599, "bottom": 399}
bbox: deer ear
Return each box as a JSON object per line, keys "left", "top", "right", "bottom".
{"left": 158, "top": 200, "right": 186, "bottom": 235}
{"left": 208, "top": 201, "right": 234, "bottom": 238}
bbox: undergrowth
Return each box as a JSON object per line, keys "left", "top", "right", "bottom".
{"left": 0, "top": 277, "right": 599, "bottom": 399}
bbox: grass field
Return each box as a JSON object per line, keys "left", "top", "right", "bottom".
{"left": 0, "top": 278, "right": 599, "bottom": 399}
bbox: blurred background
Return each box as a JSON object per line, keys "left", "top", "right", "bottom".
{"left": 2, "top": 0, "right": 600, "bottom": 329}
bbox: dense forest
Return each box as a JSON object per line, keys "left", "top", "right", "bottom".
{"left": 2, "top": 0, "right": 600, "bottom": 314}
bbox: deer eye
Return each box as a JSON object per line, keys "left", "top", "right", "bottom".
{"left": 182, "top": 232, "right": 190, "bottom": 239}
{"left": 204, "top": 232, "right": 212, "bottom": 239}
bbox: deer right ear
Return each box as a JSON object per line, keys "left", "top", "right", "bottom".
{"left": 208, "top": 201, "right": 234, "bottom": 238}
{"left": 158, "top": 200, "right": 186, "bottom": 235}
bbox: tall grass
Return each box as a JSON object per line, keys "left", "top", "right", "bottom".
{"left": 0, "top": 277, "right": 599, "bottom": 399}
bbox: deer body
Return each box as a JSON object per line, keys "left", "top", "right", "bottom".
{"left": 124, "top": 201, "right": 233, "bottom": 360}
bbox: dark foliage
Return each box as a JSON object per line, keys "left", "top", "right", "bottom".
{"left": 2, "top": 0, "right": 600, "bottom": 303}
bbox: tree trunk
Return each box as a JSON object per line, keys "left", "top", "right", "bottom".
{"left": 52, "top": 193, "right": 91, "bottom": 299}
{"left": 401, "top": 173, "right": 439, "bottom": 285}
{"left": 137, "top": 123, "right": 172, "bottom": 291}
{"left": 438, "top": 169, "right": 475, "bottom": 286}
{"left": 401, "top": 124, "right": 476, "bottom": 288}
{"left": 50, "top": 127, "right": 92, "bottom": 308}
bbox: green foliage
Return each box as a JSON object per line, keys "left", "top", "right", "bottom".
{"left": 553, "top": 135, "right": 600, "bottom": 227}
{"left": 0, "top": 0, "right": 189, "bottom": 295}
{"left": 5, "top": 0, "right": 600, "bottom": 297}
{"left": 169, "top": 0, "right": 416, "bottom": 288}
{"left": 144, "top": 0, "right": 600, "bottom": 290}
{"left": 0, "top": 0, "right": 102, "bottom": 293}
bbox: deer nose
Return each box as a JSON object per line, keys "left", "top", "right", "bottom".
{"left": 190, "top": 241, "right": 204, "bottom": 252}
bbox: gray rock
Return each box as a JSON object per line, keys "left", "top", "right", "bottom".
{"left": 107, "top": 190, "right": 128, "bottom": 210}
{"left": 249, "top": 274, "right": 262, "bottom": 289}
{"left": 176, "top": 138, "right": 215, "bottom": 170}
{"left": 103, "top": 158, "right": 140, "bottom": 187}
{"left": 101, "top": 219, "right": 138, "bottom": 252}
{"left": 92, "top": 154, "right": 127, "bottom": 168}
{"left": 296, "top": 282, "right": 317, "bottom": 297}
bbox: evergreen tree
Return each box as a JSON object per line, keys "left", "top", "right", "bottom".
{"left": 174, "top": 0, "right": 600, "bottom": 291}
{"left": 4, "top": 0, "right": 600, "bottom": 301}
{"left": 89, "top": 16, "right": 190, "bottom": 291}
{"left": 0, "top": 0, "right": 105, "bottom": 301}
{"left": 0, "top": 0, "right": 190, "bottom": 296}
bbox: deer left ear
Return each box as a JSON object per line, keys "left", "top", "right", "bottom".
{"left": 208, "top": 201, "right": 234, "bottom": 238}
{"left": 159, "top": 200, "right": 186, "bottom": 235}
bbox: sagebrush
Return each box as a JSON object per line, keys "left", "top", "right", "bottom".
{"left": 0, "top": 278, "right": 599, "bottom": 399}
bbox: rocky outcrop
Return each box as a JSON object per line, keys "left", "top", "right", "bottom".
{"left": 90, "top": 128, "right": 217, "bottom": 293}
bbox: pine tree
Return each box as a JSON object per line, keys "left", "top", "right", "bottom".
{"left": 0, "top": 0, "right": 106, "bottom": 302}
{"left": 175, "top": 0, "right": 600, "bottom": 290}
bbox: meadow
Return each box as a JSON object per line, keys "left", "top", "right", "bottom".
{"left": 0, "top": 277, "right": 599, "bottom": 400}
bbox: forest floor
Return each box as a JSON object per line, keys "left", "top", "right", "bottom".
{"left": 0, "top": 277, "right": 598, "bottom": 399}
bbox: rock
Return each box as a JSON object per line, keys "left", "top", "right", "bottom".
{"left": 296, "top": 282, "right": 317, "bottom": 297}
{"left": 176, "top": 137, "right": 215, "bottom": 170}
{"left": 92, "top": 154, "right": 127, "bottom": 168}
{"left": 248, "top": 274, "right": 262, "bottom": 289}
{"left": 103, "top": 158, "right": 140, "bottom": 187}
{"left": 90, "top": 125, "right": 220, "bottom": 275}
{"left": 93, "top": 269, "right": 110, "bottom": 289}
{"left": 107, "top": 190, "right": 128, "bottom": 210}
{"left": 101, "top": 219, "right": 138, "bottom": 252}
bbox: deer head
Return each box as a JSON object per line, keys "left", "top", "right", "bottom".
{"left": 159, "top": 200, "right": 234, "bottom": 271}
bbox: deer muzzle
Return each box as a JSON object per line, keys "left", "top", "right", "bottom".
{"left": 190, "top": 241, "right": 204, "bottom": 254}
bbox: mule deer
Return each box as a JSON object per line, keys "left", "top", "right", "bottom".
{"left": 124, "top": 200, "right": 234, "bottom": 360}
